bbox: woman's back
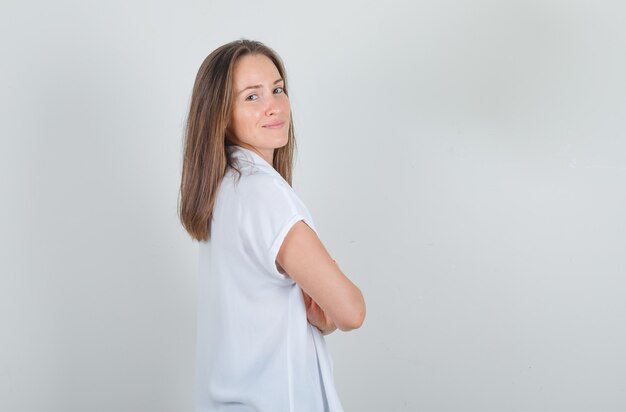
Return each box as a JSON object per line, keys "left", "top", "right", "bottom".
{"left": 193, "top": 145, "right": 344, "bottom": 411}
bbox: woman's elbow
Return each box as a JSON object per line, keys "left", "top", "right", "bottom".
{"left": 337, "top": 311, "right": 365, "bottom": 331}
{"left": 337, "top": 298, "right": 366, "bottom": 331}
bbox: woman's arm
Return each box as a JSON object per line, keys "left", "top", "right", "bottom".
{"left": 302, "top": 289, "right": 337, "bottom": 335}
{"left": 276, "top": 220, "right": 366, "bottom": 331}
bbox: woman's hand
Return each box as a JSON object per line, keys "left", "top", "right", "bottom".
{"left": 301, "top": 289, "right": 337, "bottom": 336}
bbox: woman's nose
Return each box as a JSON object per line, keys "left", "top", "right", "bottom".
{"left": 265, "top": 94, "right": 283, "bottom": 116}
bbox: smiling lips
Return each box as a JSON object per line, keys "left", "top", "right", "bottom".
{"left": 262, "top": 121, "right": 285, "bottom": 129}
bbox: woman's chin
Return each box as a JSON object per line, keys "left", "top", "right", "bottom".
{"left": 274, "top": 136, "right": 290, "bottom": 149}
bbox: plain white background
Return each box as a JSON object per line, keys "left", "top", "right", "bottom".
{"left": 1, "top": 0, "right": 625, "bottom": 411}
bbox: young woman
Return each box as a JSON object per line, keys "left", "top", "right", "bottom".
{"left": 179, "top": 39, "right": 365, "bottom": 412}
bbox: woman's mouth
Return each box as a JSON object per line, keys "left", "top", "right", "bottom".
{"left": 262, "top": 121, "right": 285, "bottom": 129}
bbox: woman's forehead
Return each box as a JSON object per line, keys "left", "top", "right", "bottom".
{"left": 232, "top": 54, "right": 281, "bottom": 87}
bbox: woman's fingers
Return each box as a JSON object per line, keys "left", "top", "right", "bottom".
{"left": 306, "top": 299, "right": 334, "bottom": 334}
{"left": 302, "top": 288, "right": 337, "bottom": 334}
{"left": 302, "top": 289, "right": 312, "bottom": 306}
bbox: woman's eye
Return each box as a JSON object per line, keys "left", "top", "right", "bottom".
{"left": 245, "top": 94, "right": 258, "bottom": 101}
{"left": 274, "top": 87, "right": 284, "bottom": 94}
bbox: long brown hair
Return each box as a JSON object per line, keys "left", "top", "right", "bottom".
{"left": 178, "top": 39, "right": 297, "bottom": 241}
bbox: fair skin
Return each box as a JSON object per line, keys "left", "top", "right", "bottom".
{"left": 228, "top": 53, "right": 366, "bottom": 334}
{"left": 228, "top": 53, "right": 290, "bottom": 165}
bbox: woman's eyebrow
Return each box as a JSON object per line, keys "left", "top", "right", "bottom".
{"left": 237, "top": 78, "right": 284, "bottom": 95}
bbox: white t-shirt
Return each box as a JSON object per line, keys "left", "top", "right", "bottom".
{"left": 193, "top": 145, "right": 344, "bottom": 412}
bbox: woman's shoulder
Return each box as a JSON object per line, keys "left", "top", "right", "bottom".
{"left": 223, "top": 167, "right": 291, "bottom": 206}
{"left": 224, "top": 167, "right": 317, "bottom": 236}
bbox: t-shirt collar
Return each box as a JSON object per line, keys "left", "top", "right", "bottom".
{"left": 227, "top": 145, "right": 277, "bottom": 174}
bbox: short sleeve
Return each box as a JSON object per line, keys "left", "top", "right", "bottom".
{"left": 237, "top": 173, "right": 318, "bottom": 282}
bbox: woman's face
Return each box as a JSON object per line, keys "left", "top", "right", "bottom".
{"left": 228, "top": 54, "right": 291, "bottom": 162}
